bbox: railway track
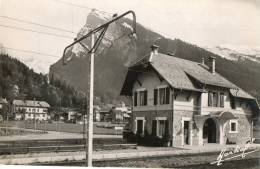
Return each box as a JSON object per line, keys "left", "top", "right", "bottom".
{"left": 0, "top": 138, "right": 136, "bottom": 155}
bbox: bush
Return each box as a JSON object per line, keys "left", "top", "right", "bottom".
{"left": 123, "top": 129, "right": 171, "bottom": 147}
{"left": 123, "top": 130, "right": 137, "bottom": 143}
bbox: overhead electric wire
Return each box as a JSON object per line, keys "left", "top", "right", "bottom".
{"left": 0, "top": 15, "right": 77, "bottom": 34}
{"left": 0, "top": 24, "right": 74, "bottom": 39}
{"left": 50, "top": 0, "right": 114, "bottom": 15}
{"left": 3, "top": 46, "right": 61, "bottom": 59}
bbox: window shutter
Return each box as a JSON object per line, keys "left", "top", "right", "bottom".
{"left": 220, "top": 93, "right": 224, "bottom": 107}
{"left": 154, "top": 89, "right": 158, "bottom": 105}
{"left": 166, "top": 87, "right": 170, "bottom": 104}
{"left": 208, "top": 92, "right": 213, "bottom": 107}
{"left": 134, "top": 92, "right": 137, "bottom": 106}
{"left": 144, "top": 90, "right": 147, "bottom": 106}
{"left": 152, "top": 120, "right": 157, "bottom": 136}
{"left": 230, "top": 95, "right": 236, "bottom": 109}
{"left": 165, "top": 120, "right": 169, "bottom": 135}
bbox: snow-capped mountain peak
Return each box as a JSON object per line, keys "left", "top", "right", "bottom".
{"left": 205, "top": 45, "right": 260, "bottom": 63}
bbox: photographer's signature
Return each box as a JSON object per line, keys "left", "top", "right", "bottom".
{"left": 210, "top": 143, "right": 259, "bottom": 166}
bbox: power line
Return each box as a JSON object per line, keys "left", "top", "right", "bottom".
{"left": 0, "top": 15, "right": 77, "bottom": 34}
{"left": 3, "top": 46, "right": 61, "bottom": 59}
{"left": 0, "top": 24, "right": 75, "bottom": 39}
{"left": 51, "top": 0, "right": 114, "bottom": 15}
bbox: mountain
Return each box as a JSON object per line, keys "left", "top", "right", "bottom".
{"left": 50, "top": 10, "right": 260, "bottom": 103}
{"left": 205, "top": 46, "right": 260, "bottom": 63}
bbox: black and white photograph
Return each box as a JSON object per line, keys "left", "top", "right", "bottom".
{"left": 0, "top": 0, "right": 260, "bottom": 168}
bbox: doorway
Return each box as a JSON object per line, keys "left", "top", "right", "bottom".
{"left": 137, "top": 120, "right": 143, "bottom": 135}
{"left": 184, "top": 121, "right": 190, "bottom": 145}
{"left": 203, "top": 118, "right": 217, "bottom": 143}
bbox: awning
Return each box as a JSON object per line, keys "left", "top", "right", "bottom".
{"left": 210, "top": 111, "right": 237, "bottom": 120}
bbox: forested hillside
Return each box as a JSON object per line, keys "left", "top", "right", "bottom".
{"left": 0, "top": 54, "right": 85, "bottom": 109}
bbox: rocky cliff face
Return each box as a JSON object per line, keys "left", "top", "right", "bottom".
{"left": 50, "top": 10, "right": 260, "bottom": 103}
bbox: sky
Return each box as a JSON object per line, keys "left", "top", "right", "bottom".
{"left": 0, "top": 0, "right": 260, "bottom": 73}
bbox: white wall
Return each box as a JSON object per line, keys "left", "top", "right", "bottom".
{"left": 133, "top": 71, "right": 169, "bottom": 106}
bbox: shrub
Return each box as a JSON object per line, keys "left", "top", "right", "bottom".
{"left": 123, "top": 130, "right": 137, "bottom": 143}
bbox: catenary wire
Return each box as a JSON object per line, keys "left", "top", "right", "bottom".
{"left": 0, "top": 15, "right": 77, "bottom": 34}
{"left": 0, "top": 24, "right": 75, "bottom": 39}
{"left": 3, "top": 46, "right": 61, "bottom": 59}
{"left": 50, "top": 0, "right": 114, "bottom": 15}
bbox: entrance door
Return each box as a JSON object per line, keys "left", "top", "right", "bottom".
{"left": 184, "top": 121, "right": 189, "bottom": 145}
{"left": 203, "top": 118, "right": 217, "bottom": 143}
{"left": 137, "top": 120, "right": 143, "bottom": 135}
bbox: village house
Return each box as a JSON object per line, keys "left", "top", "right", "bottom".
{"left": 109, "top": 102, "right": 131, "bottom": 123}
{"left": 13, "top": 99, "right": 50, "bottom": 121}
{"left": 121, "top": 45, "right": 260, "bottom": 146}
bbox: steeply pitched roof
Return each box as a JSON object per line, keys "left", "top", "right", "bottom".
{"left": 121, "top": 52, "right": 254, "bottom": 100}
{"left": 151, "top": 53, "right": 238, "bottom": 90}
{"left": 13, "top": 100, "right": 50, "bottom": 108}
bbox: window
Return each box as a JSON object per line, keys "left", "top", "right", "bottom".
{"left": 139, "top": 90, "right": 147, "bottom": 106}
{"left": 133, "top": 90, "right": 147, "bottom": 106}
{"left": 158, "top": 87, "right": 170, "bottom": 105}
{"left": 213, "top": 92, "right": 218, "bottom": 107}
{"left": 158, "top": 120, "right": 168, "bottom": 137}
{"left": 208, "top": 91, "right": 224, "bottom": 108}
{"left": 135, "top": 117, "right": 145, "bottom": 135}
{"left": 229, "top": 120, "right": 238, "bottom": 133}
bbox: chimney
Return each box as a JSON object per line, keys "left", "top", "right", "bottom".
{"left": 209, "top": 56, "right": 216, "bottom": 74}
{"left": 149, "top": 45, "right": 159, "bottom": 62}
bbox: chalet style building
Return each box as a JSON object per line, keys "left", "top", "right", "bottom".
{"left": 13, "top": 100, "right": 50, "bottom": 121}
{"left": 121, "top": 45, "right": 260, "bottom": 146}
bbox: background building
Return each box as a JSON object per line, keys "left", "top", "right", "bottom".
{"left": 13, "top": 99, "right": 50, "bottom": 121}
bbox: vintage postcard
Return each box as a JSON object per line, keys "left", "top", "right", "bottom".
{"left": 0, "top": 0, "right": 260, "bottom": 168}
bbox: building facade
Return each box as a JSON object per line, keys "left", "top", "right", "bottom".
{"left": 13, "top": 100, "right": 50, "bottom": 121}
{"left": 121, "top": 45, "right": 260, "bottom": 146}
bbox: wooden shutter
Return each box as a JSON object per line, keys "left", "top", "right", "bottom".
{"left": 230, "top": 95, "right": 236, "bottom": 109}
{"left": 152, "top": 120, "right": 157, "bottom": 136}
{"left": 208, "top": 92, "right": 213, "bottom": 107}
{"left": 154, "top": 89, "right": 158, "bottom": 105}
{"left": 144, "top": 90, "right": 147, "bottom": 106}
{"left": 220, "top": 93, "right": 224, "bottom": 107}
{"left": 134, "top": 92, "right": 137, "bottom": 106}
{"left": 166, "top": 87, "right": 170, "bottom": 104}
{"left": 165, "top": 120, "right": 169, "bottom": 135}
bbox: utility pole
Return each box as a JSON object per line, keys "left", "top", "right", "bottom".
{"left": 62, "top": 11, "right": 136, "bottom": 167}
{"left": 87, "top": 32, "right": 94, "bottom": 167}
